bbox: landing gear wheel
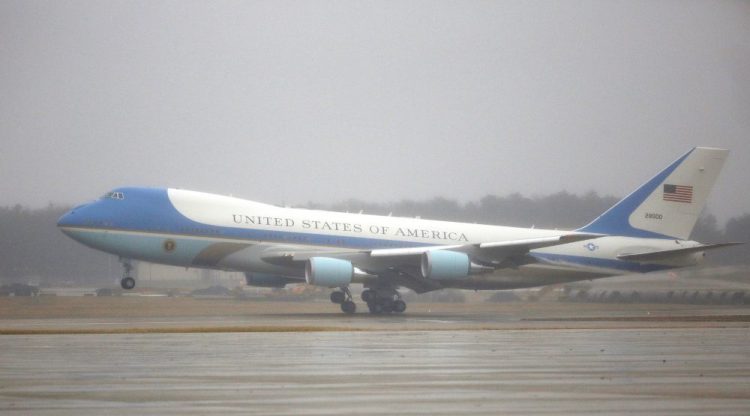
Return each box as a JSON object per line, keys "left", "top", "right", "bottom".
{"left": 119, "top": 258, "right": 135, "bottom": 290}
{"left": 341, "top": 300, "right": 356, "bottom": 314}
{"left": 380, "top": 299, "right": 394, "bottom": 314}
{"left": 393, "top": 299, "right": 407, "bottom": 313}
{"left": 367, "top": 301, "right": 383, "bottom": 314}
{"left": 330, "top": 291, "right": 345, "bottom": 304}
{"left": 361, "top": 289, "right": 375, "bottom": 303}
{"left": 120, "top": 277, "right": 136, "bottom": 290}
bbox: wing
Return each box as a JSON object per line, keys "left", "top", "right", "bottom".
{"left": 261, "top": 232, "right": 601, "bottom": 266}
{"left": 257, "top": 232, "right": 601, "bottom": 292}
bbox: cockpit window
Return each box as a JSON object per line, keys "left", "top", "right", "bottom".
{"left": 102, "top": 191, "right": 125, "bottom": 200}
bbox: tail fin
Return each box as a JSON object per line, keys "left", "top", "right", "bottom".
{"left": 578, "top": 147, "right": 728, "bottom": 240}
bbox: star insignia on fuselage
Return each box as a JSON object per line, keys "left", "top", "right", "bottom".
{"left": 584, "top": 242, "right": 599, "bottom": 252}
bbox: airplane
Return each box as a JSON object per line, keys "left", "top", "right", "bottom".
{"left": 57, "top": 147, "right": 739, "bottom": 314}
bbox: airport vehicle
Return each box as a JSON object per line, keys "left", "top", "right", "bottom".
{"left": 58, "top": 147, "right": 737, "bottom": 314}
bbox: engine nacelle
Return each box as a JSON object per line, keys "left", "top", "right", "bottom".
{"left": 421, "top": 250, "right": 471, "bottom": 280}
{"left": 305, "top": 257, "right": 353, "bottom": 287}
{"left": 244, "top": 273, "right": 296, "bottom": 288}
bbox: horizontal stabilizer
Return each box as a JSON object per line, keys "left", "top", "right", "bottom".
{"left": 616, "top": 242, "right": 743, "bottom": 262}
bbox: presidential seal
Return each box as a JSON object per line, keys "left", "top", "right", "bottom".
{"left": 163, "top": 239, "right": 176, "bottom": 252}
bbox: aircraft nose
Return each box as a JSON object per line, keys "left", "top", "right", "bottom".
{"left": 57, "top": 204, "right": 88, "bottom": 228}
{"left": 57, "top": 210, "right": 75, "bottom": 228}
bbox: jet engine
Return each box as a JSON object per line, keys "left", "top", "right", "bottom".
{"left": 305, "top": 257, "right": 353, "bottom": 287}
{"left": 244, "top": 272, "right": 296, "bottom": 288}
{"left": 421, "top": 250, "right": 471, "bottom": 280}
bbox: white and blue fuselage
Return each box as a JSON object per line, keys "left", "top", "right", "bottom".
{"left": 57, "top": 187, "right": 702, "bottom": 291}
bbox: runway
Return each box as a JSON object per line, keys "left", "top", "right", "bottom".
{"left": 1, "top": 299, "right": 749, "bottom": 414}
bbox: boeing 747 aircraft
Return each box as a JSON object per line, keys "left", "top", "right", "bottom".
{"left": 58, "top": 147, "right": 738, "bottom": 314}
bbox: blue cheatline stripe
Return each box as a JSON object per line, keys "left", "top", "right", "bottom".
{"left": 577, "top": 148, "right": 694, "bottom": 239}
{"left": 531, "top": 252, "right": 672, "bottom": 273}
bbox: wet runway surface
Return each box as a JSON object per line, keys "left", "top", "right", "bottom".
{"left": 1, "top": 300, "right": 749, "bottom": 414}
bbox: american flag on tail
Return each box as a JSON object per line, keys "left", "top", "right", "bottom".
{"left": 663, "top": 184, "right": 693, "bottom": 203}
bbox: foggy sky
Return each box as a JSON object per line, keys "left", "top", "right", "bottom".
{"left": 2, "top": 1, "right": 749, "bottom": 223}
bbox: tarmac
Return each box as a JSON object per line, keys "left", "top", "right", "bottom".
{"left": 1, "top": 298, "right": 749, "bottom": 415}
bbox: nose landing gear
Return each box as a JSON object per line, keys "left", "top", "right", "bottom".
{"left": 120, "top": 258, "right": 136, "bottom": 290}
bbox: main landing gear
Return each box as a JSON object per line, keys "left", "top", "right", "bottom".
{"left": 120, "top": 258, "right": 136, "bottom": 290}
{"left": 329, "top": 286, "right": 407, "bottom": 315}
{"left": 362, "top": 287, "right": 406, "bottom": 315}
{"left": 329, "top": 287, "right": 356, "bottom": 314}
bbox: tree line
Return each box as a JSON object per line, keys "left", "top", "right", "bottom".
{"left": 1, "top": 192, "right": 747, "bottom": 284}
